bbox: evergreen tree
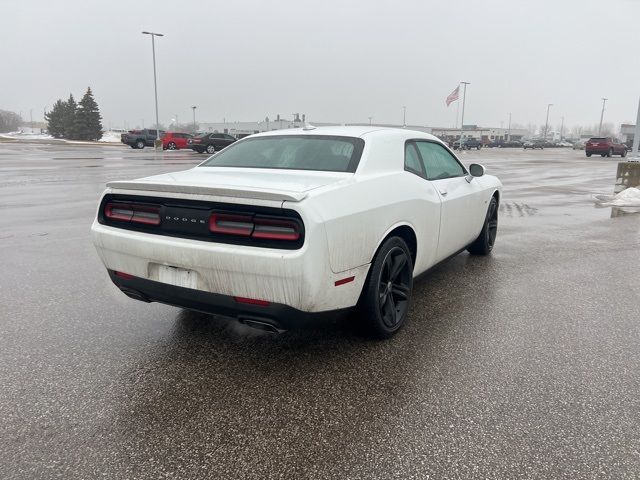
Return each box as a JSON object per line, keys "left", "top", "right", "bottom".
{"left": 44, "top": 99, "right": 66, "bottom": 138}
{"left": 74, "top": 87, "right": 103, "bottom": 141}
{"left": 63, "top": 94, "right": 77, "bottom": 139}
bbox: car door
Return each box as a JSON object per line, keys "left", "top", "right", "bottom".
{"left": 403, "top": 142, "right": 442, "bottom": 272}
{"left": 413, "top": 140, "right": 487, "bottom": 261}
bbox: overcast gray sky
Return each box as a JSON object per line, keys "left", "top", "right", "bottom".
{"left": 2, "top": 0, "right": 640, "bottom": 130}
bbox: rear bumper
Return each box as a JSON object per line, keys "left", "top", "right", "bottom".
{"left": 585, "top": 147, "right": 613, "bottom": 154}
{"left": 91, "top": 221, "right": 369, "bottom": 314}
{"left": 108, "top": 270, "right": 347, "bottom": 330}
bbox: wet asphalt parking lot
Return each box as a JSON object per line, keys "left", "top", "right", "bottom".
{"left": 1, "top": 141, "right": 639, "bottom": 479}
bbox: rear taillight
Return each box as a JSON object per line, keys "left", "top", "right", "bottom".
{"left": 104, "top": 202, "right": 161, "bottom": 226}
{"left": 253, "top": 217, "right": 300, "bottom": 241}
{"left": 209, "top": 213, "right": 300, "bottom": 242}
{"left": 209, "top": 213, "right": 253, "bottom": 236}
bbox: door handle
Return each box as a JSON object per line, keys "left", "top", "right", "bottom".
{"left": 439, "top": 190, "right": 448, "bottom": 196}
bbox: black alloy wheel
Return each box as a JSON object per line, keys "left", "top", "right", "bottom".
{"left": 360, "top": 237, "right": 413, "bottom": 338}
{"left": 167, "top": 142, "right": 177, "bottom": 150}
{"left": 206, "top": 144, "right": 216, "bottom": 154}
{"left": 468, "top": 196, "right": 498, "bottom": 255}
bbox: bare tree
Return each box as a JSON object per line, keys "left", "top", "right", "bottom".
{"left": 0, "top": 109, "right": 22, "bottom": 133}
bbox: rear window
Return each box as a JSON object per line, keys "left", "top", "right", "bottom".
{"left": 589, "top": 137, "right": 608, "bottom": 142}
{"left": 200, "top": 135, "right": 365, "bottom": 173}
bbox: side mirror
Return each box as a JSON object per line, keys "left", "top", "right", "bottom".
{"left": 469, "top": 163, "right": 485, "bottom": 177}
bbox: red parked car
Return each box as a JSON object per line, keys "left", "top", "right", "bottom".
{"left": 585, "top": 137, "right": 627, "bottom": 158}
{"left": 162, "top": 132, "right": 193, "bottom": 150}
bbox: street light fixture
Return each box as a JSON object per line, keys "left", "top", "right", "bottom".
{"left": 402, "top": 106, "right": 406, "bottom": 127}
{"left": 191, "top": 106, "right": 197, "bottom": 133}
{"left": 142, "top": 31, "right": 164, "bottom": 149}
{"left": 544, "top": 103, "right": 553, "bottom": 141}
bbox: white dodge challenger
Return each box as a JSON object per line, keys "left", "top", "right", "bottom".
{"left": 91, "top": 126, "right": 501, "bottom": 338}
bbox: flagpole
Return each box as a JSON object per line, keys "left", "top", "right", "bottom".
{"left": 459, "top": 81, "right": 470, "bottom": 149}
{"left": 455, "top": 83, "right": 460, "bottom": 128}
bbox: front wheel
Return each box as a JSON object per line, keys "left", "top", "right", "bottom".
{"left": 468, "top": 197, "right": 498, "bottom": 256}
{"left": 359, "top": 237, "right": 413, "bottom": 339}
{"left": 136, "top": 140, "right": 145, "bottom": 149}
{"left": 586, "top": 153, "right": 592, "bottom": 157}
{"left": 167, "top": 142, "right": 177, "bottom": 150}
{"left": 607, "top": 148, "right": 613, "bottom": 158}
{"left": 621, "top": 149, "right": 627, "bottom": 158}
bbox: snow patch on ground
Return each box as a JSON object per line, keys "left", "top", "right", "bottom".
{"left": 0, "top": 130, "right": 53, "bottom": 140}
{"left": 594, "top": 187, "right": 640, "bottom": 207}
{"left": 99, "top": 131, "right": 122, "bottom": 143}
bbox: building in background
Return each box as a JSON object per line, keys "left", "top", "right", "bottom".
{"left": 430, "top": 125, "right": 529, "bottom": 144}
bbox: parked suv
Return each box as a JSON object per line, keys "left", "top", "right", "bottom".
{"left": 162, "top": 132, "right": 193, "bottom": 150}
{"left": 187, "top": 133, "right": 237, "bottom": 154}
{"left": 452, "top": 138, "right": 482, "bottom": 150}
{"left": 121, "top": 129, "right": 166, "bottom": 149}
{"left": 585, "top": 137, "right": 627, "bottom": 158}
{"left": 523, "top": 140, "right": 544, "bottom": 150}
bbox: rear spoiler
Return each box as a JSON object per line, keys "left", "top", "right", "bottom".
{"left": 106, "top": 180, "right": 307, "bottom": 202}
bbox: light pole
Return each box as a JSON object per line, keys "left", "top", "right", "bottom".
{"left": 142, "top": 31, "right": 164, "bottom": 150}
{"left": 507, "top": 112, "right": 512, "bottom": 142}
{"left": 560, "top": 116, "right": 565, "bottom": 141}
{"left": 191, "top": 106, "right": 197, "bottom": 133}
{"left": 544, "top": 103, "right": 553, "bottom": 141}
{"left": 368, "top": 116, "right": 372, "bottom": 125}
{"left": 402, "top": 106, "right": 406, "bottom": 127}
{"left": 598, "top": 98, "right": 608, "bottom": 135}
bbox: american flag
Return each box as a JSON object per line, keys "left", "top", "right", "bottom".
{"left": 446, "top": 85, "right": 460, "bottom": 107}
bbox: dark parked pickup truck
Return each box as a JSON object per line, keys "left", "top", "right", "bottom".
{"left": 121, "top": 129, "right": 166, "bottom": 149}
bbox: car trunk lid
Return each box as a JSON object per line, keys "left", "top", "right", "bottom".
{"left": 107, "top": 167, "right": 351, "bottom": 203}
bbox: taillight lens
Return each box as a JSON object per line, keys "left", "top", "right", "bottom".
{"left": 253, "top": 217, "right": 300, "bottom": 241}
{"left": 209, "top": 213, "right": 253, "bottom": 236}
{"left": 208, "top": 213, "right": 300, "bottom": 242}
{"left": 104, "top": 202, "right": 161, "bottom": 226}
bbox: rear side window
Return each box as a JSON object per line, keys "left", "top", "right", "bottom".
{"left": 414, "top": 141, "right": 466, "bottom": 180}
{"left": 404, "top": 143, "right": 425, "bottom": 177}
{"left": 200, "top": 135, "right": 364, "bottom": 173}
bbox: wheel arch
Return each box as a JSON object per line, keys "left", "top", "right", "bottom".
{"left": 371, "top": 223, "right": 418, "bottom": 269}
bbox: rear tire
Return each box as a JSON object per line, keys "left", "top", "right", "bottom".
{"left": 206, "top": 144, "right": 216, "bottom": 154}
{"left": 607, "top": 148, "right": 613, "bottom": 158}
{"left": 468, "top": 197, "right": 498, "bottom": 256}
{"left": 586, "top": 153, "right": 592, "bottom": 157}
{"left": 136, "top": 140, "right": 145, "bottom": 149}
{"left": 621, "top": 149, "right": 626, "bottom": 158}
{"left": 167, "top": 142, "right": 177, "bottom": 150}
{"left": 359, "top": 237, "right": 413, "bottom": 339}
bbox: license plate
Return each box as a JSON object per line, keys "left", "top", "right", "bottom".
{"left": 157, "top": 265, "right": 198, "bottom": 289}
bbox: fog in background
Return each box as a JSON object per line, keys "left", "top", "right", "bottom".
{"left": 2, "top": 0, "right": 640, "bottom": 129}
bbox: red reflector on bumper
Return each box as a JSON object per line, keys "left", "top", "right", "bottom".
{"left": 114, "top": 271, "right": 135, "bottom": 280}
{"left": 234, "top": 296, "right": 271, "bottom": 307}
{"left": 334, "top": 276, "right": 355, "bottom": 286}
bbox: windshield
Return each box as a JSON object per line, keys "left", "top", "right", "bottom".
{"left": 200, "top": 135, "right": 365, "bottom": 173}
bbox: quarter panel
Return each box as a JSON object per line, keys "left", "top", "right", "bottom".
{"left": 310, "top": 172, "right": 441, "bottom": 275}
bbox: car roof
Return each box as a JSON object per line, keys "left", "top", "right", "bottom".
{"left": 250, "top": 125, "right": 441, "bottom": 142}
